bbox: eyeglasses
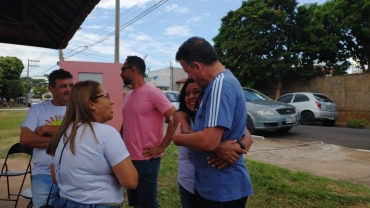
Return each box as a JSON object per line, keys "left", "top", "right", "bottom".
{"left": 121, "top": 66, "right": 133, "bottom": 72}
{"left": 91, "top": 93, "right": 110, "bottom": 102}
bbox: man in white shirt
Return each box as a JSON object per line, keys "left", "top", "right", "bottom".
{"left": 20, "top": 69, "right": 73, "bottom": 208}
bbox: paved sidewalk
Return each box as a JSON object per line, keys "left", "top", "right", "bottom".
{"left": 246, "top": 136, "right": 370, "bottom": 188}
{"left": 0, "top": 108, "right": 29, "bottom": 111}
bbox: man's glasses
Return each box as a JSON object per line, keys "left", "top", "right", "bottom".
{"left": 91, "top": 93, "right": 110, "bottom": 102}
{"left": 121, "top": 66, "right": 133, "bottom": 72}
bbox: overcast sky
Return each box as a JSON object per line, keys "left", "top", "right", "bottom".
{"left": 0, "top": 0, "right": 326, "bottom": 78}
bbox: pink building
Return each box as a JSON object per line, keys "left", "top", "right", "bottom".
{"left": 60, "top": 60, "right": 123, "bottom": 131}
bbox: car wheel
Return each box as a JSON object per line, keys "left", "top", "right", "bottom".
{"left": 276, "top": 127, "right": 292, "bottom": 132}
{"left": 322, "top": 120, "right": 336, "bottom": 127}
{"left": 247, "top": 117, "right": 256, "bottom": 135}
{"left": 301, "top": 111, "right": 315, "bottom": 125}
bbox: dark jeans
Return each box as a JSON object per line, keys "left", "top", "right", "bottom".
{"left": 127, "top": 157, "right": 161, "bottom": 208}
{"left": 194, "top": 189, "right": 248, "bottom": 208}
{"left": 178, "top": 183, "right": 196, "bottom": 208}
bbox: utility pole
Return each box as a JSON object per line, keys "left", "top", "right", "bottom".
{"left": 25, "top": 59, "right": 39, "bottom": 107}
{"left": 114, "top": 0, "right": 120, "bottom": 63}
{"left": 59, "top": 49, "right": 64, "bottom": 61}
{"left": 169, "top": 61, "right": 173, "bottom": 90}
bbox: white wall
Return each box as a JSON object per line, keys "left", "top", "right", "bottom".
{"left": 147, "top": 67, "right": 187, "bottom": 91}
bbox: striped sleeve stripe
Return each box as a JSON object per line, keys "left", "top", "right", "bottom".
{"left": 208, "top": 73, "right": 224, "bottom": 127}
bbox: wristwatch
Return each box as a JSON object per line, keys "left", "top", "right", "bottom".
{"left": 236, "top": 140, "right": 245, "bottom": 150}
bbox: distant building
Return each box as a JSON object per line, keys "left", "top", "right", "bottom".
{"left": 145, "top": 67, "right": 187, "bottom": 91}
{"left": 314, "top": 64, "right": 333, "bottom": 76}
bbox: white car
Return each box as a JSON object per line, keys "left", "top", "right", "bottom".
{"left": 163, "top": 91, "right": 179, "bottom": 123}
{"left": 277, "top": 92, "right": 338, "bottom": 126}
{"left": 163, "top": 91, "right": 179, "bottom": 110}
{"left": 28, "top": 99, "right": 42, "bottom": 107}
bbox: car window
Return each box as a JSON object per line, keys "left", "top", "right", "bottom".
{"left": 313, "top": 94, "right": 333, "bottom": 103}
{"left": 243, "top": 89, "right": 271, "bottom": 101}
{"left": 293, "top": 94, "right": 310, "bottom": 103}
{"left": 165, "top": 92, "right": 179, "bottom": 102}
{"left": 277, "top": 95, "right": 293, "bottom": 103}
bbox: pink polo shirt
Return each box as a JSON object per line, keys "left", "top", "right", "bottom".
{"left": 122, "top": 83, "right": 173, "bottom": 160}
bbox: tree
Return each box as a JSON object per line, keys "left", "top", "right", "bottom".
{"left": 0, "top": 57, "right": 25, "bottom": 100}
{"left": 33, "top": 86, "right": 48, "bottom": 98}
{"left": 213, "top": 0, "right": 302, "bottom": 98}
{"left": 44, "top": 93, "right": 52, "bottom": 100}
{"left": 30, "top": 78, "right": 48, "bottom": 88}
{"left": 20, "top": 76, "right": 48, "bottom": 95}
{"left": 294, "top": 3, "right": 349, "bottom": 76}
{"left": 1, "top": 79, "right": 25, "bottom": 101}
{"left": 329, "top": 0, "right": 370, "bottom": 73}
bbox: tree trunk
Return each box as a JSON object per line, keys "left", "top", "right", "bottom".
{"left": 275, "top": 77, "right": 282, "bottom": 99}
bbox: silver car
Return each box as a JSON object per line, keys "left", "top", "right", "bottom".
{"left": 277, "top": 92, "right": 338, "bottom": 126}
{"left": 244, "top": 88, "right": 299, "bottom": 134}
{"left": 163, "top": 91, "right": 179, "bottom": 110}
{"left": 27, "top": 99, "right": 42, "bottom": 107}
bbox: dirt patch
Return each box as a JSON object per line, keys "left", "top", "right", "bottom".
{"left": 246, "top": 137, "right": 370, "bottom": 187}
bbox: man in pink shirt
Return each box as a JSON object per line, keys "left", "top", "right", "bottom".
{"left": 120, "top": 56, "right": 176, "bottom": 208}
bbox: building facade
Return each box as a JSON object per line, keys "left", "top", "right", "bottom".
{"left": 146, "top": 67, "right": 187, "bottom": 91}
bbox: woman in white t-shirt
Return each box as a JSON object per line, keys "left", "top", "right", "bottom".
{"left": 46, "top": 80, "right": 138, "bottom": 208}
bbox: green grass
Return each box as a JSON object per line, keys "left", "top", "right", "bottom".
{"left": 1, "top": 111, "right": 370, "bottom": 207}
{"left": 0, "top": 110, "right": 27, "bottom": 158}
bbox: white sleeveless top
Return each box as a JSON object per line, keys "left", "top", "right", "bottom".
{"left": 177, "top": 119, "right": 195, "bottom": 193}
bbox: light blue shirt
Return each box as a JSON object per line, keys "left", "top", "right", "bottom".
{"left": 192, "top": 69, "right": 254, "bottom": 202}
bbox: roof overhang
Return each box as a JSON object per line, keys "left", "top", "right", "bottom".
{"left": 0, "top": 0, "right": 100, "bottom": 49}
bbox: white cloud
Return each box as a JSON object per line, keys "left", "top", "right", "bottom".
{"left": 186, "top": 13, "right": 210, "bottom": 23}
{"left": 128, "top": 32, "right": 153, "bottom": 41}
{"left": 165, "top": 4, "right": 189, "bottom": 15}
{"left": 95, "top": 0, "right": 157, "bottom": 10}
{"left": 106, "top": 26, "right": 115, "bottom": 33}
{"left": 85, "top": 25, "right": 103, "bottom": 29}
{"left": 164, "top": 26, "right": 191, "bottom": 37}
{"left": 0, "top": 43, "right": 59, "bottom": 77}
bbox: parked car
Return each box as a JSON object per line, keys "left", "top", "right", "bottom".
{"left": 163, "top": 91, "right": 180, "bottom": 123}
{"left": 27, "top": 99, "right": 42, "bottom": 107}
{"left": 163, "top": 91, "right": 180, "bottom": 110}
{"left": 243, "top": 87, "right": 299, "bottom": 134}
{"left": 277, "top": 92, "right": 338, "bottom": 126}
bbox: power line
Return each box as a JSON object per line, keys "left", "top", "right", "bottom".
{"left": 64, "top": 0, "right": 168, "bottom": 60}
{"left": 78, "top": 2, "right": 144, "bottom": 48}
{"left": 33, "top": 63, "right": 58, "bottom": 77}
{"left": 88, "top": 0, "right": 169, "bottom": 49}
{"left": 136, "top": 0, "right": 190, "bottom": 33}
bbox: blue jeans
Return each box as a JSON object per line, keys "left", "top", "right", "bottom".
{"left": 127, "top": 157, "right": 161, "bottom": 208}
{"left": 179, "top": 183, "right": 196, "bottom": 208}
{"left": 53, "top": 198, "right": 122, "bottom": 208}
{"left": 32, "top": 174, "right": 60, "bottom": 208}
